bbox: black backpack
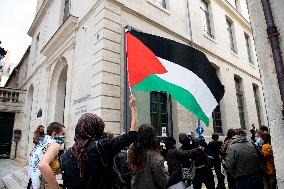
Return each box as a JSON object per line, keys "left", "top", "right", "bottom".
{"left": 112, "top": 150, "right": 131, "bottom": 189}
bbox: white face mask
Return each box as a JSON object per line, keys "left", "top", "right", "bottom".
{"left": 255, "top": 137, "right": 262, "bottom": 143}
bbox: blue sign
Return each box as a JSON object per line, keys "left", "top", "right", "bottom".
{"left": 196, "top": 126, "right": 204, "bottom": 135}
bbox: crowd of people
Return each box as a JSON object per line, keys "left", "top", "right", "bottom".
{"left": 27, "top": 95, "right": 277, "bottom": 189}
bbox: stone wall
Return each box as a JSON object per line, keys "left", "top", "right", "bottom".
{"left": 247, "top": 0, "right": 284, "bottom": 187}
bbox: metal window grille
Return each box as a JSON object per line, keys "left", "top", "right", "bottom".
{"left": 212, "top": 105, "right": 223, "bottom": 134}
{"left": 150, "top": 92, "right": 169, "bottom": 136}
{"left": 235, "top": 78, "right": 246, "bottom": 129}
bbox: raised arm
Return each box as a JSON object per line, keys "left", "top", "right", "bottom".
{"left": 175, "top": 147, "right": 201, "bottom": 159}
{"left": 129, "top": 93, "right": 138, "bottom": 132}
{"left": 100, "top": 94, "right": 138, "bottom": 157}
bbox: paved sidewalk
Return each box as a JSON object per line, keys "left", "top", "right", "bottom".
{"left": 0, "top": 159, "right": 28, "bottom": 189}
{"left": 0, "top": 159, "right": 62, "bottom": 189}
{"left": 0, "top": 160, "right": 24, "bottom": 178}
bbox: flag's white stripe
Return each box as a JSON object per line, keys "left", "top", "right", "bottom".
{"left": 156, "top": 57, "right": 218, "bottom": 117}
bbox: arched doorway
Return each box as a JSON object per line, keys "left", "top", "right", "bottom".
{"left": 47, "top": 58, "right": 68, "bottom": 124}
{"left": 54, "top": 66, "right": 67, "bottom": 123}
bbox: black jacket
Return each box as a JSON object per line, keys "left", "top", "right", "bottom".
{"left": 166, "top": 148, "right": 199, "bottom": 187}
{"left": 61, "top": 131, "right": 137, "bottom": 189}
{"left": 207, "top": 140, "right": 223, "bottom": 161}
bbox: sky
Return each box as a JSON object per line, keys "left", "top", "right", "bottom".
{"left": 0, "top": 0, "right": 37, "bottom": 66}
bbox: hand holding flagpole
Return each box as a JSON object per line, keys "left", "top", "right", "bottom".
{"left": 129, "top": 94, "right": 138, "bottom": 132}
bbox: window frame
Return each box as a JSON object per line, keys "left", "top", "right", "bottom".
{"left": 63, "top": 0, "right": 71, "bottom": 23}
{"left": 150, "top": 91, "right": 172, "bottom": 136}
{"left": 34, "top": 33, "right": 40, "bottom": 59}
{"left": 253, "top": 85, "right": 262, "bottom": 126}
{"left": 234, "top": 77, "right": 246, "bottom": 129}
{"left": 200, "top": 0, "right": 213, "bottom": 38}
{"left": 244, "top": 33, "right": 253, "bottom": 64}
{"left": 152, "top": 0, "right": 167, "bottom": 9}
{"left": 226, "top": 18, "right": 237, "bottom": 53}
{"left": 212, "top": 104, "right": 223, "bottom": 134}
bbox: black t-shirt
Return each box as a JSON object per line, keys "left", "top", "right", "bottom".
{"left": 61, "top": 131, "right": 137, "bottom": 189}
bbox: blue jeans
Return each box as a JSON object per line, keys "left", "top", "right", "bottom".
{"left": 236, "top": 173, "right": 263, "bottom": 189}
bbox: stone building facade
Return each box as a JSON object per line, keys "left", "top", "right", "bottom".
{"left": 247, "top": 0, "right": 284, "bottom": 187}
{"left": 3, "top": 0, "right": 267, "bottom": 163}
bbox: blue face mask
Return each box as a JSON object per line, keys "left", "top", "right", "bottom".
{"left": 54, "top": 136, "right": 65, "bottom": 145}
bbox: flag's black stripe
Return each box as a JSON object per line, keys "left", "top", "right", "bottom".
{"left": 129, "top": 30, "right": 225, "bottom": 103}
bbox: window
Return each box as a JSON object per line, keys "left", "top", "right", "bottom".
{"left": 63, "top": 0, "right": 71, "bottom": 22}
{"left": 235, "top": 77, "right": 246, "bottom": 129}
{"left": 35, "top": 33, "right": 40, "bottom": 58}
{"left": 212, "top": 105, "right": 223, "bottom": 134}
{"left": 253, "top": 85, "right": 262, "bottom": 126}
{"left": 150, "top": 92, "right": 170, "bottom": 136}
{"left": 200, "top": 0, "right": 213, "bottom": 37}
{"left": 226, "top": 19, "right": 236, "bottom": 53}
{"left": 153, "top": 0, "right": 166, "bottom": 9}
{"left": 245, "top": 34, "right": 253, "bottom": 63}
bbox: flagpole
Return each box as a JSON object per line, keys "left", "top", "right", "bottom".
{"left": 124, "top": 26, "right": 132, "bottom": 132}
{"left": 125, "top": 26, "right": 132, "bottom": 94}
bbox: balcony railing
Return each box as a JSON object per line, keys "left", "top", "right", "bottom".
{"left": 0, "top": 87, "right": 26, "bottom": 113}
{"left": 0, "top": 88, "right": 25, "bottom": 102}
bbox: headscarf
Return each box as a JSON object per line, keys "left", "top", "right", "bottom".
{"left": 71, "top": 113, "right": 105, "bottom": 177}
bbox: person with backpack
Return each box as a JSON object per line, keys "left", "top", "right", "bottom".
{"left": 178, "top": 133, "right": 196, "bottom": 187}
{"left": 61, "top": 94, "right": 138, "bottom": 189}
{"left": 207, "top": 133, "right": 226, "bottom": 189}
{"left": 128, "top": 124, "right": 169, "bottom": 189}
{"left": 191, "top": 136, "right": 215, "bottom": 189}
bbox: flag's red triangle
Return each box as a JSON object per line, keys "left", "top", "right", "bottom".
{"left": 126, "top": 32, "right": 167, "bottom": 87}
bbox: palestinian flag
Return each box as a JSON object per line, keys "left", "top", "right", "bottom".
{"left": 126, "top": 29, "right": 224, "bottom": 126}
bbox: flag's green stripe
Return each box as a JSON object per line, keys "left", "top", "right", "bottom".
{"left": 133, "top": 75, "right": 209, "bottom": 126}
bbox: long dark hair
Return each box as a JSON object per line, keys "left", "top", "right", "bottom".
{"left": 128, "top": 124, "right": 159, "bottom": 173}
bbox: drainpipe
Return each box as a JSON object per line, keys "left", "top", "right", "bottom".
{"left": 186, "top": 0, "right": 202, "bottom": 128}
{"left": 261, "top": 0, "right": 284, "bottom": 118}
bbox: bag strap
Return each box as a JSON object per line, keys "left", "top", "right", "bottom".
{"left": 251, "top": 141, "right": 262, "bottom": 158}
{"left": 251, "top": 141, "right": 265, "bottom": 165}
{"left": 95, "top": 141, "right": 108, "bottom": 167}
